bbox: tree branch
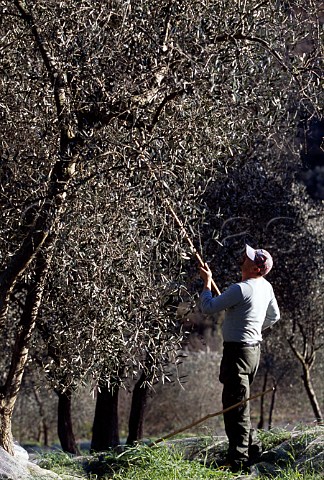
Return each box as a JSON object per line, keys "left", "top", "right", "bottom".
{"left": 214, "top": 31, "right": 289, "bottom": 73}
{"left": 150, "top": 89, "right": 185, "bottom": 131}
{"left": 13, "top": 0, "right": 70, "bottom": 123}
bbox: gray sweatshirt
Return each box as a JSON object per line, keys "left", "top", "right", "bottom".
{"left": 200, "top": 277, "right": 280, "bottom": 343}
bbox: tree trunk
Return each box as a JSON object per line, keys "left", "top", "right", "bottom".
{"left": 301, "top": 364, "right": 323, "bottom": 423}
{"left": 56, "top": 388, "right": 80, "bottom": 454}
{"left": 257, "top": 371, "right": 268, "bottom": 430}
{"left": 0, "top": 247, "right": 52, "bottom": 454}
{"left": 33, "top": 387, "right": 49, "bottom": 447}
{"left": 268, "top": 379, "right": 277, "bottom": 430}
{"left": 288, "top": 338, "right": 323, "bottom": 424}
{"left": 91, "top": 382, "right": 120, "bottom": 452}
{"left": 0, "top": 405, "right": 14, "bottom": 456}
{"left": 126, "top": 371, "right": 149, "bottom": 445}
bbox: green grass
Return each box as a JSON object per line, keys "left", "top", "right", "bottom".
{"left": 37, "top": 445, "right": 239, "bottom": 479}
{"left": 36, "top": 450, "right": 85, "bottom": 477}
{"left": 35, "top": 427, "right": 323, "bottom": 480}
{"left": 36, "top": 445, "right": 322, "bottom": 480}
{"left": 83, "top": 446, "right": 235, "bottom": 480}
{"left": 258, "top": 427, "right": 292, "bottom": 451}
{"left": 266, "top": 467, "right": 323, "bottom": 480}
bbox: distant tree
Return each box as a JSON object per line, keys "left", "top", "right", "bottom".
{"left": 300, "top": 117, "right": 324, "bottom": 200}
{"left": 285, "top": 253, "right": 323, "bottom": 422}
{"left": 275, "top": 196, "right": 323, "bottom": 423}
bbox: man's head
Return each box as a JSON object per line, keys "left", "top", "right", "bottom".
{"left": 242, "top": 244, "right": 273, "bottom": 277}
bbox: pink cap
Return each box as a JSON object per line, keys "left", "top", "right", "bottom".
{"left": 246, "top": 244, "right": 273, "bottom": 276}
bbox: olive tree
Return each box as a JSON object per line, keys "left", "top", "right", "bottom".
{"left": 0, "top": 0, "right": 322, "bottom": 454}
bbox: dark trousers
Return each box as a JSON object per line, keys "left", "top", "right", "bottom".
{"left": 219, "top": 342, "right": 262, "bottom": 463}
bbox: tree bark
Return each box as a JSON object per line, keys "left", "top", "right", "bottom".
{"left": 33, "top": 387, "right": 49, "bottom": 447}
{"left": 0, "top": 246, "right": 52, "bottom": 455}
{"left": 91, "top": 382, "right": 120, "bottom": 452}
{"left": 55, "top": 388, "right": 80, "bottom": 454}
{"left": 257, "top": 371, "right": 268, "bottom": 430}
{"left": 0, "top": 407, "right": 14, "bottom": 456}
{"left": 301, "top": 364, "right": 323, "bottom": 423}
{"left": 288, "top": 338, "right": 323, "bottom": 423}
{"left": 126, "top": 371, "right": 149, "bottom": 445}
{"left": 268, "top": 379, "right": 277, "bottom": 430}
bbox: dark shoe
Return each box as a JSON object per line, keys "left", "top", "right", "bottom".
{"left": 211, "top": 458, "right": 232, "bottom": 470}
{"left": 249, "top": 444, "right": 263, "bottom": 464}
{"left": 229, "top": 459, "right": 251, "bottom": 474}
{"left": 214, "top": 457, "right": 251, "bottom": 474}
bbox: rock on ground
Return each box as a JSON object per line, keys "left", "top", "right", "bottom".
{"left": 0, "top": 444, "right": 74, "bottom": 480}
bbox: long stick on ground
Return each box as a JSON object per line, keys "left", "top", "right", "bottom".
{"left": 148, "top": 386, "right": 274, "bottom": 447}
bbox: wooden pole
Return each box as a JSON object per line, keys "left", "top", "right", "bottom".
{"left": 138, "top": 144, "right": 221, "bottom": 296}
{"left": 165, "top": 200, "right": 221, "bottom": 295}
{"left": 148, "top": 386, "right": 274, "bottom": 447}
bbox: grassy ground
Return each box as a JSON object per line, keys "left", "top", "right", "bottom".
{"left": 36, "top": 426, "right": 323, "bottom": 480}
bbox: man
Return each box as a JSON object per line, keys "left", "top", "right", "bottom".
{"left": 199, "top": 244, "right": 280, "bottom": 472}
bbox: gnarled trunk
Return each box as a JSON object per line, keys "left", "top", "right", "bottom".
{"left": 0, "top": 404, "right": 14, "bottom": 456}
{"left": 126, "top": 371, "right": 149, "bottom": 445}
{"left": 55, "top": 388, "right": 80, "bottom": 454}
{"left": 0, "top": 247, "right": 52, "bottom": 455}
{"left": 301, "top": 364, "right": 322, "bottom": 423}
{"left": 91, "top": 382, "right": 120, "bottom": 452}
{"left": 288, "top": 336, "right": 323, "bottom": 424}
